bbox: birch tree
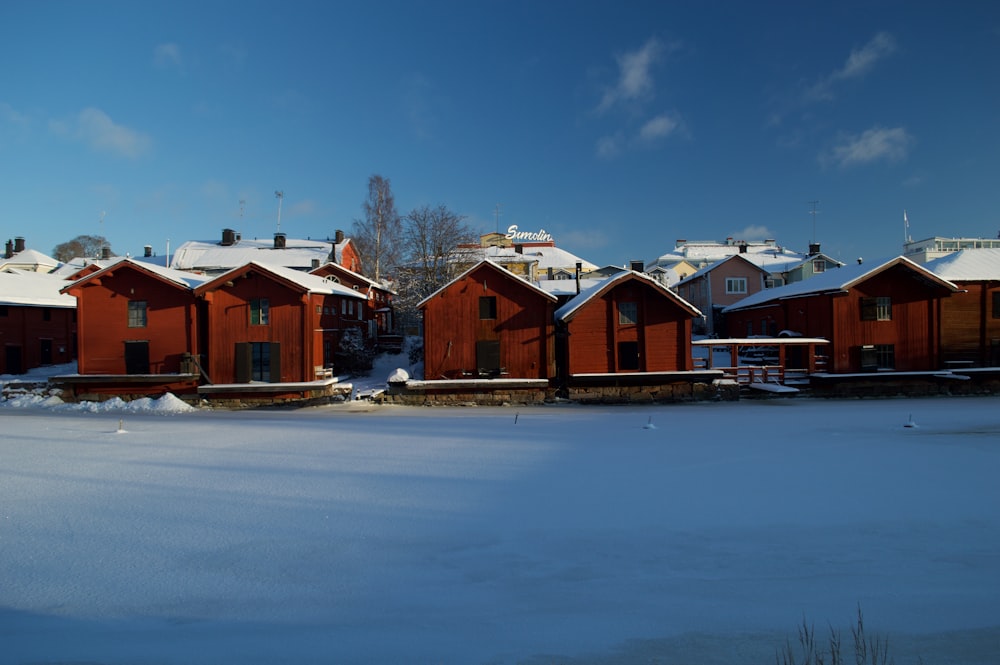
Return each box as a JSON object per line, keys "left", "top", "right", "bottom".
{"left": 352, "top": 174, "right": 401, "bottom": 282}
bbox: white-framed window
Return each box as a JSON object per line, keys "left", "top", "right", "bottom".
{"left": 812, "top": 259, "right": 826, "bottom": 274}
{"left": 726, "top": 277, "right": 747, "bottom": 294}
{"left": 861, "top": 296, "right": 892, "bottom": 321}
{"left": 250, "top": 299, "right": 269, "bottom": 325}
{"left": 128, "top": 300, "right": 147, "bottom": 328}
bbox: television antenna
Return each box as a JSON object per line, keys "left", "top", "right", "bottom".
{"left": 274, "top": 191, "right": 284, "bottom": 232}
{"left": 807, "top": 200, "right": 820, "bottom": 244}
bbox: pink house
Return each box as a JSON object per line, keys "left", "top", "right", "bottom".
{"left": 673, "top": 254, "right": 769, "bottom": 335}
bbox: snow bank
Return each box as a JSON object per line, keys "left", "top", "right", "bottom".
{"left": 1, "top": 391, "right": 195, "bottom": 414}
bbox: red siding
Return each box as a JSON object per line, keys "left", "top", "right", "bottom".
{"left": 421, "top": 263, "right": 555, "bottom": 379}
{"left": 201, "top": 271, "right": 322, "bottom": 384}
{"left": 565, "top": 278, "right": 694, "bottom": 374}
{"left": 66, "top": 265, "right": 197, "bottom": 375}
{"left": 939, "top": 281, "right": 1000, "bottom": 366}
{"left": 0, "top": 305, "right": 76, "bottom": 374}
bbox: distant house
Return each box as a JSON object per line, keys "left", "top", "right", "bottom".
{"left": 926, "top": 248, "right": 1000, "bottom": 367}
{"left": 1, "top": 237, "right": 60, "bottom": 273}
{"left": 60, "top": 258, "right": 207, "bottom": 377}
{"left": 1, "top": 271, "right": 77, "bottom": 374}
{"left": 903, "top": 235, "right": 1000, "bottom": 264}
{"left": 769, "top": 248, "right": 844, "bottom": 286}
{"left": 309, "top": 261, "right": 396, "bottom": 344}
{"left": 674, "top": 254, "right": 770, "bottom": 335}
{"left": 419, "top": 260, "right": 557, "bottom": 380}
{"left": 723, "top": 257, "right": 961, "bottom": 373}
{"left": 193, "top": 261, "right": 367, "bottom": 383}
{"left": 171, "top": 229, "right": 361, "bottom": 276}
{"left": 555, "top": 270, "right": 701, "bottom": 377}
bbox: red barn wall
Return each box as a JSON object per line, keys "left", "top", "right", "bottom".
{"left": 0, "top": 305, "right": 76, "bottom": 374}
{"left": 422, "top": 265, "right": 554, "bottom": 379}
{"left": 940, "top": 282, "right": 1000, "bottom": 366}
{"left": 201, "top": 273, "right": 320, "bottom": 383}
{"left": 68, "top": 268, "right": 197, "bottom": 375}
{"left": 565, "top": 280, "right": 693, "bottom": 374}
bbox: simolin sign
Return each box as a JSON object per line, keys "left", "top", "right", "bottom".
{"left": 505, "top": 225, "right": 554, "bottom": 243}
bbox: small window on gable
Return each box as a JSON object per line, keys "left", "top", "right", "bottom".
{"left": 618, "top": 301, "right": 638, "bottom": 325}
{"left": 813, "top": 259, "right": 826, "bottom": 273}
{"left": 861, "top": 296, "right": 892, "bottom": 321}
{"left": 250, "top": 298, "right": 269, "bottom": 325}
{"left": 128, "top": 300, "right": 147, "bottom": 328}
{"left": 479, "top": 296, "right": 497, "bottom": 320}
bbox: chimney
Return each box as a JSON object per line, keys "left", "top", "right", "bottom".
{"left": 630, "top": 260, "right": 644, "bottom": 273}
{"left": 14, "top": 237, "right": 25, "bottom": 253}
{"left": 311, "top": 258, "right": 320, "bottom": 269}
{"left": 739, "top": 242, "right": 748, "bottom": 254}
{"left": 547, "top": 267, "right": 553, "bottom": 279}
{"left": 575, "top": 261, "right": 582, "bottom": 294}
{"left": 221, "top": 228, "right": 236, "bottom": 246}
{"left": 335, "top": 229, "right": 345, "bottom": 244}
{"left": 101, "top": 246, "right": 111, "bottom": 260}
{"left": 144, "top": 245, "right": 153, "bottom": 257}
{"left": 4, "top": 239, "right": 12, "bottom": 259}
{"left": 808, "top": 242, "right": 821, "bottom": 256}
{"left": 274, "top": 232, "right": 286, "bottom": 249}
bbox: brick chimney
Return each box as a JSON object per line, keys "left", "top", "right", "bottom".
{"left": 335, "top": 229, "right": 345, "bottom": 244}
{"left": 14, "top": 237, "right": 25, "bottom": 253}
{"left": 221, "top": 228, "right": 237, "bottom": 246}
{"left": 4, "top": 239, "right": 12, "bottom": 259}
{"left": 144, "top": 245, "right": 153, "bottom": 257}
{"left": 630, "top": 260, "right": 644, "bottom": 272}
{"left": 274, "top": 232, "right": 286, "bottom": 249}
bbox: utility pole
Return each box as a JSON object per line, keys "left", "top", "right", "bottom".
{"left": 275, "top": 191, "right": 284, "bottom": 233}
{"left": 808, "top": 201, "right": 820, "bottom": 244}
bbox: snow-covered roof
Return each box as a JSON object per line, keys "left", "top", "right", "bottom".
{"left": 555, "top": 270, "right": 702, "bottom": 321}
{"left": 64, "top": 257, "right": 211, "bottom": 292}
{"left": 924, "top": 248, "right": 1000, "bottom": 281}
{"left": 197, "top": 261, "right": 366, "bottom": 299}
{"left": 170, "top": 236, "right": 335, "bottom": 273}
{"left": 417, "top": 259, "right": 558, "bottom": 309}
{"left": 0, "top": 248, "right": 60, "bottom": 273}
{"left": 310, "top": 261, "right": 394, "bottom": 294}
{"left": 454, "top": 244, "right": 597, "bottom": 272}
{"left": 0, "top": 270, "right": 77, "bottom": 308}
{"left": 49, "top": 257, "right": 115, "bottom": 278}
{"left": 722, "top": 256, "right": 960, "bottom": 312}
{"left": 536, "top": 277, "right": 606, "bottom": 297}
{"left": 649, "top": 239, "right": 807, "bottom": 271}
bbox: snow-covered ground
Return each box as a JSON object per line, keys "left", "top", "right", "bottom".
{"left": 2, "top": 361, "right": 999, "bottom": 664}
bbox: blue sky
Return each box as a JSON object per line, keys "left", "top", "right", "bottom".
{"left": 2, "top": 1, "right": 998, "bottom": 268}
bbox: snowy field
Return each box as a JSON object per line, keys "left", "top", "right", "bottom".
{"left": 2, "top": 373, "right": 1000, "bottom": 663}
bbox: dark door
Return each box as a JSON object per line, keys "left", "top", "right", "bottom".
{"left": 124, "top": 341, "right": 150, "bottom": 374}
{"left": 618, "top": 341, "right": 640, "bottom": 371}
{"left": 476, "top": 340, "right": 501, "bottom": 376}
{"left": 5, "top": 345, "right": 23, "bottom": 374}
{"left": 40, "top": 339, "right": 53, "bottom": 365}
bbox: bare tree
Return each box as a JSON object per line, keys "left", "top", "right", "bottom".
{"left": 393, "top": 204, "right": 476, "bottom": 333}
{"left": 352, "top": 174, "right": 402, "bottom": 282}
{"left": 52, "top": 235, "right": 114, "bottom": 262}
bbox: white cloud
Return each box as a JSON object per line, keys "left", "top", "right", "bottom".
{"left": 805, "top": 32, "right": 897, "bottom": 102}
{"left": 1, "top": 102, "right": 30, "bottom": 128}
{"left": 58, "top": 107, "right": 152, "bottom": 159}
{"left": 823, "top": 126, "right": 913, "bottom": 168}
{"left": 596, "top": 134, "right": 623, "bottom": 159}
{"left": 154, "top": 42, "right": 182, "bottom": 69}
{"left": 598, "top": 38, "right": 663, "bottom": 113}
{"left": 638, "top": 113, "right": 679, "bottom": 142}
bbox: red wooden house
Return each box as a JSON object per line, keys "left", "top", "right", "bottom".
{"left": 926, "top": 248, "right": 1000, "bottom": 367}
{"left": 193, "top": 261, "right": 367, "bottom": 384}
{"left": 723, "top": 257, "right": 960, "bottom": 373}
{"left": 555, "top": 270, "right": 701, "bottom": 376}
{"left": 309, "top": 261, "right": 395, "bottom": 342}
{"left": 419, "top": 260, "right": 557, "bottom": 380}
{"left": 60, "top": 258, "right": 206, "bottom": 376}
{"left": 1, "top": 271, "right": 77, "bottom": 374}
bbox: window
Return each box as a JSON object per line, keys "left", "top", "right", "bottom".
{"left": 993, "top": 292, "right": 1000, "bottom": 319}
{"left": 479, "top": 296, "right": 497, "bottom": 320}
{"left": 0, "top": 305, "right": 8, "bottom": 317}
{"left": 860, "top": 296, "right": 892, "bottom": 321}
{"left": 250, "top": 298, "right": 269, "bottom": 325}
{"left": 618, "top": 301, "right": 638, "bottom": 325}
{"left": 812, "top": 259, "right": 826, "bottom": 274}
{"left": 127, "top": 300, "right": 147, "bottom": 328}
{"left": 860, "top": 344, "right": 895, "bottom": 370}
{"left": 726, "top": 277, "right": 747, "bottom": 294}
{"left": 42, "top": 307, "right": 52, "bottom": 321}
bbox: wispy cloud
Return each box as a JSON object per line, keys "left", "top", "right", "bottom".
{"left": 154, "top": 42, "right": 183, "bottom": 70}
{"left": 51, "top": 107, "right": 152, "bottom": 159}
{"left": 596, "top": 133, "right": 624, "bottom": 159}
{"left": 598, "top": 38, "right": 664, "bottom": 113}
{"left": 1, "top": 102, "right": 31, "bottom": 128}
{"left": 822, "top": 126, "right": 913, "bottom": 168}
{"left": 638, "top": 113, "right": 679, "bottom": 143}
{"left": 805, "top": 32, "right": 897, "bottom": 102}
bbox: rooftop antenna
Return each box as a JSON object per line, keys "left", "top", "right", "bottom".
{"left": 903, "top": 209, "right": 912, "bottom": 243}
{"left": 807, "top": 200, "right": 820, "bottom": 244}
{"left": 239, "top": 199, "right": 246, "bottom": 223}
{"left": 274, "top": 190, "right": 284, "bottom": 233}
{"left": 99, "top": 210, "right": 106, "bottom": 258}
